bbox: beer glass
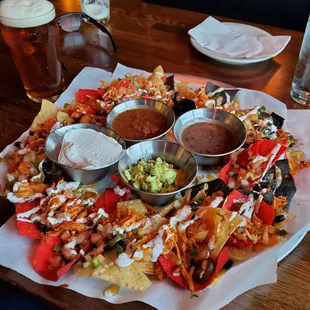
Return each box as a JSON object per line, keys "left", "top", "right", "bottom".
{"left": 291, "top": 15, "right": 310, "bottom": 106}
{"left": 0, "top": 0, "right": 64, "bottom": 102}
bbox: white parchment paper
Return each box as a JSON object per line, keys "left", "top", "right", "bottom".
{"left": 0, "top": 65, "right": 309, "bottom": 310}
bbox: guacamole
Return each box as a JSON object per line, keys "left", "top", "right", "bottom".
{"left": 123, "top": 157, "right": 180, "bottom": 193}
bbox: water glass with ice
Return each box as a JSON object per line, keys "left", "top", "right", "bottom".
{"left": 291, "top": 15, "right": 310, "bottom": 105}
{"left": 80, "top": 0, "right": 110, "bottom": 24}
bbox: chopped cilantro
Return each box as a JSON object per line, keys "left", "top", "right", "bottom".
{"left": 53, "top": 245, "right": 62, "bottom": 253}
{"left": 196, "top": 196, "right": 203, "bottom": 205}
{"left": 258, "top": 106, "right": 266, "bottom": 113}
{"left": 190, "top": 248, "right": 199, "bottom": 256}
{"left": 133, "top": 80, "right": 140, "bottom": 89}
{"left": 114, "top": 244, "right": 124, "bottom": 256}
{"left": 277, "top": 229, "right": 288, "bottom": 237}
{"left": 190, "top": 292, "right": 199, "bottom": 298}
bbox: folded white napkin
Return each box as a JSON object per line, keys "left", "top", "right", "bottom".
{"left": 188, "top": 17, "right": 291, "bottom": 59}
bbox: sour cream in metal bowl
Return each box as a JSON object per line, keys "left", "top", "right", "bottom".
{"left": 45, "top": 124, "right": 126, "bottom": 184}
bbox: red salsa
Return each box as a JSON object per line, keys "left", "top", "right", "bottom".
{"left": 112, "top": 108, "right": 168, "bottom": 140}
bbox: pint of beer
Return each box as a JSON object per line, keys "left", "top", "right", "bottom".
{"left": 0, "top": 0, "right": 64, "bottom": 102}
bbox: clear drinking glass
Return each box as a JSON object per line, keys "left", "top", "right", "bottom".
{"left": 80, "top": 0, "right": 110, "bottom": 24}
{"left": 0, "top": 0, "right": 64, "bottom": 103}
{"left": 291, "top": 15, "right": 310, "bottom": 105}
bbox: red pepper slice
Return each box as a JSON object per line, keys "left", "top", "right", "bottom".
{"left": 158, "top": 246, "right": 230, "bottom": 291}
{"left": 15, "top": 200, "right": 41, "bottom": 239}
{"left": 226, "top": 235, "right": 253, "bottom": 248}
{"left": 94, "top": 183, "right": 131, "bottom": 215}
{"left": 222, "top": 190, "right": 248, "bottom": 211}
{"left": 97, "top": 87, "right": 106, "bottom": 97}
{"left": 219, "top": 140, "right": 288, "bottom": 187}
{"left": 76, "top": 89, "right": 101, "bottom": 103}
{"left": 256, "top": 200, "right": 274, "bottom": 225}
{"left": 33, "top": 236, "right": 80, "bottom": 281}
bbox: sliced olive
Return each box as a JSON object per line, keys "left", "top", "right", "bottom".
{"left": 273, "top": 214, "right": 286, "bottom": 223}
{"left": 13, "top": 141, "right": 22, "bottom": 148}
{"left": 38, "top": 224, "right": 49, "bottom": 233}
{"left": 193, "top": 260, "right": 214, "bottom": 283}
{"left": 223, "top": 259, "right": 233, "bottom": 270}
{"left": 116, "top": 239, "right": 127, "bottom": 250}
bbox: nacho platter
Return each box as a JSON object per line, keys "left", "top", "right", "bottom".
{"left": 0, "top": 64, "right": 310, "bottom": 310}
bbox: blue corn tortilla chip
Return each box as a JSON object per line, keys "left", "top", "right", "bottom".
{"left": 205, "top": 82, "right": 239, "bottom": 106}
{"left": 258, "top": 159, "right": 296, "bottom": 205}
{"left": 182, "top": 178, "right": 232, "bottom": 200}
{"left": 165, "top": 75, "right": 175, "bottom": 91}
{"left": 271, "top": 112, "right": 285, "bottom": 129}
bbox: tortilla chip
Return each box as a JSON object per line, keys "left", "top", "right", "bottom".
{"left": 57, "top": 111, "right": 73, "bottom": 124}
{"left": 133, "top": 261, "right": 155, "bottom": 275}
{"left": 33, "top": 236, "right": 80, "bottom": 281}
{"left": 117, "top": 199, "right": 147, "bottom": 215}
{"left": 76, "top": 255, "right": 152, "bottom": 292}
{"left": 148, "top": 65, "right": 164, "bottom": 86}
{"left": 158, "top": 199, "right": 182, "bottom": 217}
{"left": 15, "top": 201, "right": 41, "bottom": 239}
{"left": 30, "top": 99, "right": 59, "bottom": 131}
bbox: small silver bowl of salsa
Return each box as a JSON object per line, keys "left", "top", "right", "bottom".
{"left": 173, "top": 108, "right": 247, "bottom": 166}
{"left": 106, "top": 99, "right": 175, "bottom": 146}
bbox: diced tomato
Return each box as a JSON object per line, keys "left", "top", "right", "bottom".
{"left": 33, "top": 236, "right": 80, "bottom": 281}
{"left": 119, "top": 80, "right": 131, "bottom": 88}
{"left": 85, "top": 106, "right": 96, "bottom": 114}
{"left": 158, "top": 247, "right": 230, "bottom": 292}
{"left": 15, "top": 201, "right": 41, "bottom": 239}
{"left": 110, "top": 174, "right": 121, "bottom": 183}
{"left": 227, "top": 236, "right": 253, "bottom": 249}
{"left": 76, "top": 89, "right": 101, "bottom": 103}
{"left": 143, "top": 94, "right": 152, "bottom": 99}
{"left": 223, "top": 190, "right": 248, "bottom": 211}
{"left": 256, "top": 200, "right": 274, "bottom": 225}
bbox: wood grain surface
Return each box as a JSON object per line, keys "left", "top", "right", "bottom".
{"left": 0, "top": 0, "right": 309, "bottom": 309}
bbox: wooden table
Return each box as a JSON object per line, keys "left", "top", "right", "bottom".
{"left": 0, "top": 0, "right": 309, "bottom": 309}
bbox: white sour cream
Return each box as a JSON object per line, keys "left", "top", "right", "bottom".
{"left": 58, "top": 128, "right": 123, "bottom": 170}
{"left": 115, "top": 253, "right": 134, "bottom": 268}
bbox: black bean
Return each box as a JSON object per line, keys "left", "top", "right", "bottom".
{"left": 29, "top": 131, "right": 35, "bottom": 136}
{"left": 193, "top": 260, "right": 214, "bottom": 283}
{"left": 116, "top": 239, "right": 127, "bottom": 250}
{"left": 38, "top": 224, "right": 49, "bottom": 233}
{"left": 14, "top": 141, "right": 22, "bottom": 148}
{"left": 273, "top": 214, "right": 286, "bottom": 223}
{"left": 223, "top": 259, "right": 233, "bottom": 270}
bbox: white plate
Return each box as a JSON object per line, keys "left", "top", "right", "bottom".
{"left": 190, "top": 22, "right": 280, "bottom": 65}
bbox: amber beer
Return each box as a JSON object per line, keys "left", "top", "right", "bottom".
{"left": 0, "top": 0, "right": 64, "bottom": 102}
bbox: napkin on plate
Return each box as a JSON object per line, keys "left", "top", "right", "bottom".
{"left": 188, "top": 17, "right": 291, "bottom": 59}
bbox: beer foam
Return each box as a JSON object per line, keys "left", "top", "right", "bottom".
{"left": 0, "top": 0, "right": 55, "bottom": 28}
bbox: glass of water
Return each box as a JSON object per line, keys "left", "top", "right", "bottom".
{"left": 291, "top": 15, "right": 310, "bottom": 105}
{"left": 80, "top": 0, "right": 110, "bottom": 24}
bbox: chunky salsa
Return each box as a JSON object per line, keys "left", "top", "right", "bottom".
{"left": 112, "top": 108, "right": 168, "bottom": 140}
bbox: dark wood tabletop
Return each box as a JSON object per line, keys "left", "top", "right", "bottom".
{"left": 0, "top": 0, "right": 309, "bottom": 309}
